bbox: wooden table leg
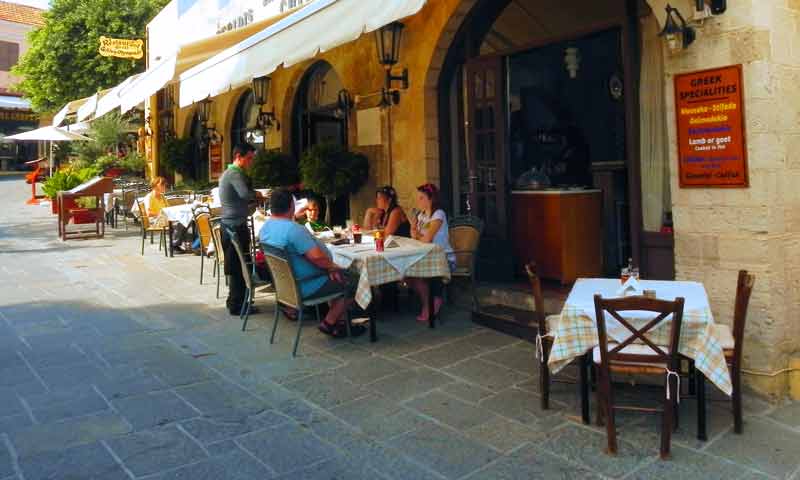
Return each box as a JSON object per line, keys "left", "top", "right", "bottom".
{"left": 697, "top": 370, "right": 707, "bottom": 441}
{"left": 428, "top": 278, "right": 436, "bottom": 329}
{"left": 369, "top": 287, "right": 378, "bottom": 343}
{"left": 580, "top": 352, "right": 591, "bottom": 425}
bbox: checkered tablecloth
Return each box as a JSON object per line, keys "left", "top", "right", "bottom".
{"left": 329, "top": 238, "right": 451, "bottom": 309}
{"left": 547, "top": 278, "right": 732, "bottom": 396}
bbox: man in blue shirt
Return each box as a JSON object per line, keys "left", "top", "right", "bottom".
{"left": 260, "top": 188, "right": 359, "bottom": 338}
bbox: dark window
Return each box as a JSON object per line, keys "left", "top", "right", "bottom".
{"left": 0, "top": 41, "right": 20, "bottom": 71}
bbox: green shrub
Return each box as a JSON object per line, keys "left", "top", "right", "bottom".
{"left": 299, "top": 143, "right": 369, "bottom": 223}
{"left": 41, "top": 165, "right": 100, "bottom": 199}
{"left": 249, "top": 149, "right": 298, "bottom": 188}
{"left": 159, "top": 137, "right": 191, "bottom": 176}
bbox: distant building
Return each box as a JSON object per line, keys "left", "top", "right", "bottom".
{"left": 0, "top": 0, "right": 43, "bottom": 170}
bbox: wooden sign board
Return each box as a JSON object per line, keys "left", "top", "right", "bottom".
{"left": 99, "top": 36, "right": 144, "bottom": 60}
{"left": 674, "top": 65, "right": 748, "bottom": 188}
{"left": 209, "top": 143, "right": 223, "bottom": 180}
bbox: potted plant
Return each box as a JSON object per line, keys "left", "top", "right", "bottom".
{"left": 159, "top": 137, "right": 192, "bottom": 180}
{"left": 299, "top": 143, "right": 369, "bottom": 225}
{"left": 42, "top": 166, "right": 100, "bottom": 214}
{"left": 248, "top": 149, "right": 299, "bottom": 189}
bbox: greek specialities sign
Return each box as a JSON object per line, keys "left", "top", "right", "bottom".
{"left": 674, "top": 65, "right": 748, "bottom": 188}
{"left": 98, "top": 36, "right": 144, "bottom": 60}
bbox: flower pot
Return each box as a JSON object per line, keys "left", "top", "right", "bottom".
{"left": 50, "top": 198, "right": 58, "bottom": 215}
{"left": 105, "top": 167, "right": 126, "bottom": 178}
{"left": 70, "top": 208, "right": 96, "bottom": 224}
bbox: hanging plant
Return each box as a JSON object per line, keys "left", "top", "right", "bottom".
{"left": 299, "top": 143, "right": 369, "bottom": 224}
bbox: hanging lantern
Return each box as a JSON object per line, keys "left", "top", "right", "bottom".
{"left": 659, "top": 4, "right": 696, "bottom": 55}
{"left": 375, "top": 21, "right": 404, "bottom": 67}
{"left": 252, "top": 76, "right": 271, "bottom": 106}
{"left": 198, "top": 97, "right": 213, "bottom": 125}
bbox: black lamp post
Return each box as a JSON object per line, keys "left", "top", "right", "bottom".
{"left": 659, "top": 4, "right": 696, "bottom": 54}
{"left": 252, "top": 75, "right": 279, "bottom": 132}
{"left": 375, "top": 21, "right": 409, "bottom": 106}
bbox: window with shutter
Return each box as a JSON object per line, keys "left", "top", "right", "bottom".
{"left": 0, "top": 41, "right": 20, "bottom": 71}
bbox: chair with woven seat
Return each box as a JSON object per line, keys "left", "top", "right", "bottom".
{"left": 524, "top": 263, "right": 565, "bottom": 411}
{"left": 194, "top": 210, "right": 213, "bottom": 284}
{"left": 706, "top": 270, "right": 755, "bottom": 434}
{"left": 592, "top": 294, "right": 685, "bottom": 459}
{"left": 448, "top": 216, "right": 484, "bottom": 311}
{"left": 136, "top": 199, "right": 168, "bottom": 256}
{"left": 210, "top": 221, "right": 228, "bottom": 299}
{"left": 262, "top": 244, "right": 351, "bottom": 357}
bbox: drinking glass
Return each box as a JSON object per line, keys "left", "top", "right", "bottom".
{"left": 620, "top": 267, "right": 630, "bottom": 284}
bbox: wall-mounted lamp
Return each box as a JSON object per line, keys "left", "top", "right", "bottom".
{"left": 198, "top": 97, "right": 220, "bottom": 147}
{"left": 252, "top": 75, "right": 280, "bottom": 132}
{"left": 659, "top": 4, "right": 696, "bottom": 55}
{"left": 564, "top": 47, "right": 580, "bottom": 79}
{"left": 375, "top": 21, "right": 409, "bottom": 107}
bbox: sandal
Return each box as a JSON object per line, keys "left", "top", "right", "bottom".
{"left": 281, "top": 306, "right": 299, "bottom": 321}
{"left": 318, "top": 321, "right": 367, "bottom": 338}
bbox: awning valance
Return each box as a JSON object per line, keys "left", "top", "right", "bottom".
{"left": 178, "top": 0, "right": 427, "bottom": 108}
{"left": 94, "top": 74, "right": 141, "bottom": 119}
{"left": 0, "top": 95, "right": 32, "bottom": 110}
{"left": 52, "top": 97, "right": 91, "bottom": 126}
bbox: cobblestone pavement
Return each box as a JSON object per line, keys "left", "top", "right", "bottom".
{"left": 0, "top": 175, "right": 799, "bottom": 480}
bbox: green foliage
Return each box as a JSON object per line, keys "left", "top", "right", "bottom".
{"left": 159, "top": 137, "right": 191, "bottom": 176}
{"left": 179, "top": 179, "right": 217, "bottom": 192}
{"left": 95, "top": 154, "right": 118, "bottom": 171}
{"left": 299, "top": 143, "right": 369, "bottom": 199}
{"left": 90, "top": 112, "right": 134, "bottom": 150}
{"left": 72, "top": 140, "right": 105, "bottom": 166}
{"left": 11, "top": 0, "right": 168, "bottom": 112}
{"left": 42, "top": 165, "right": 101, "bottom": 198}
{"left": 249, "top": 149, "right": 298, "bottom": 188}
{"left": 119, "top": 151, "right": 146, "bottom": 174}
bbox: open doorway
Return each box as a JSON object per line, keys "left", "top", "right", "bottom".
{"left": 291, "top": 61, "right": 349, "bottom": 225}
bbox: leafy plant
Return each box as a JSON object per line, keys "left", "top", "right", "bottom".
{"left": 95, "top": 154, "right": 119, "bottom": 171}
{"left": 119, "top": 151, "right": 146, "bottom": 175}
{"left": 248, "top": 149, "right": 298, "bottom": 189}
{"left": 41, "top": 165, "right": 101, "bottom": 199}
{"left": 159, "top": 137, "right": 191, "bottom": 176}
{"left": 299, "top": 143, "right": 369, "bottom": 224}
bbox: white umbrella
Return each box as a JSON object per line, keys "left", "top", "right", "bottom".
{"left": 5, "top": 126, "right": 92, "bottom": 175}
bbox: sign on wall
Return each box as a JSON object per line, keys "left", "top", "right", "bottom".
{"left": 674, "top": 65, "right": 748, "bottom": 188}
{"left": 209, "top": 143, "right": 223, "bottom": 180}
{"left": 99, "top": 37, "right": 144, "bottom": 59}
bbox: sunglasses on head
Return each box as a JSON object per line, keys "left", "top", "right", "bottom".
{"left": 417, "top": 183, "right": 437, "bottom": 195}
{"left": 378, "top": 186, "right": 396, "bottom": 197}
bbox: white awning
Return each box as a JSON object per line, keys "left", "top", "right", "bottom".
{"left": 119, "top": 55, "right": 177, "bottom": 113}
{"left": 76, "top": 91, "right": 102, "bottom": 122}
{"left": 0, "top": 95, "right": 31, "bottom": 110}
{"left": 95, "top": 74, "right": 141, "bottom": 119}
{"left": 52, "top": 97, "right": 91, "bottom": 126}
{"left": 178, "top": 0, "right": 427, "bottom": 108}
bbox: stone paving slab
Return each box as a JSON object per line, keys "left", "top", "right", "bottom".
{"left": 1, "top": 178, "right": 799, "bottom": 480}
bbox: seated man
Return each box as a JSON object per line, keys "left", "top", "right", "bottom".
{"left": 260, "top": 188, "right": 362, "bottom": 338}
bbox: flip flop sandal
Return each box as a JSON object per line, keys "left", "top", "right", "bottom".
{"left": 281, "top": 306, "right": 299, "bottom": 321}
{"left": 318, "top": 321, "right": 348, "bottom": 338}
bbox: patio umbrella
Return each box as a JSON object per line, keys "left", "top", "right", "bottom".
{"left": 4, "top": 126, "right": 92, "bottom": 176}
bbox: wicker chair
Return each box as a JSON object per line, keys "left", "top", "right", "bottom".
{"left": 592, "top": 294, "right": 686, "bottom": 459}
{"left": 210, "top": 221, "right": 227, "bottom": 299}
{"left": 226, "top": 229, "right": 258, "bottom": 329}
{"left": 194, "top": 210, "right": 213, "bottom": 285}
{"left": 262, "top": 245, "right": 351, "bottom": 357}
{"left": 448, "top": 216, "right": 484, "bottom": 310}
{"left": 136, "top": 199, "right": 168, "bottom": 256}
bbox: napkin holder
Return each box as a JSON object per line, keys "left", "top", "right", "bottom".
{"left": 616, "top": 277, "right": 643, "bottom": 297}
{"left": 384, "top": 235, "right": 400, "bottom": 248}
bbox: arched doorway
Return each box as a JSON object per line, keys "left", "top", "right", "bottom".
{"left": 230, "top": 90, "right": 264, "bottom": 151}
{"left": 291, "top": 61, "right": 349, "bottom": 225}
{"left": 431, "top": 0, "right": 662, "bottom": 281}
{"left": 187, "top": 112, "right": 209, "bottom": 183}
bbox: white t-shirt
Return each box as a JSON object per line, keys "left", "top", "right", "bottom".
{"left": 417, "top": 209, "right": 454, "bottom": 265}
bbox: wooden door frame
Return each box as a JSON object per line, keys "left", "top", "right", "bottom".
{"left": 437, "top": 0, "right": 649, "bottom": 276}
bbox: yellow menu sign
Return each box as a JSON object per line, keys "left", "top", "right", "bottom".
{"left": 98, "top": 36, "right": 144, "bottom": 60}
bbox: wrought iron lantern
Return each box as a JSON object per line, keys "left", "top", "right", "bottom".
{"left": 659, "top": 4, "right": 696, "bottom": 54}
{"left": 375, "top": 21, "right": 409, "bottom": 106}
{"left": 251, "top": 75, "right": 279, "bottom": 131}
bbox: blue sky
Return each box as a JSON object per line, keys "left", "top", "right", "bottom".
{"left": 9, "top": 0, "right": 50, "bottom": 10}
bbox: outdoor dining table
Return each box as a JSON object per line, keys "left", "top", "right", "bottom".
{"left": 327, "top": 235, "right": 451, "bottom": 342}
{"left": 547, "top": 278, "right": 731, "bottom": 439}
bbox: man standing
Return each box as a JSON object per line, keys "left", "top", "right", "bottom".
{"left": 219, "top": 143, "right": 259, "bottom": 315}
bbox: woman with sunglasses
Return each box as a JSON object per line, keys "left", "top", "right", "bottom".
{"left": 407, "top": 183, "right": 455, "bottom": 322}
{"left": 362, "top": 185, "right": 411, "bottom": 237}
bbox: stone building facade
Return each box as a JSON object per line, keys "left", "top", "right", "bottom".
{"left": 153, "top": 0, "right": 799, "bottom": 398}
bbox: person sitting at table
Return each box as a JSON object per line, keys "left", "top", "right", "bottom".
{"left": 297, "top": 197, "right": 329, "bottom": 232}
{"left": 260, "top": 188, "right": 364, "bottom": 338}
{"left": 143, "top": 176, "right": 193, "bottom": 253}
{"left": 362, "top": 185, "right": 411, "bottom": 237}
{"left": 406, "top": 183, "right": 456, "bottom": 322}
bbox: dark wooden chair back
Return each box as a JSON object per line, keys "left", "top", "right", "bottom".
{"left": 524, "top": 263, "right": 546, "bottom": 334}
{"left": 731, "top": 270, "right": 755, "bottom": 369}
{"left": 593, "top": 295, "right": 685, "bottom": 369}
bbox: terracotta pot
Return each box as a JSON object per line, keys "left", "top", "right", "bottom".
{"left": 70, "top": 208, "right": 96, "bottom": 224}
{"left": 105, "top": 167, "right": 126, "bottom": 178}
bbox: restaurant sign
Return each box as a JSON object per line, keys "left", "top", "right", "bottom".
{"left": 99, "top": 36, "right": 144, "bottom": 60}
{"left": 209, "top": 143, "right": 223, "bottom": 180}
{"left": 674, "top": 65, "right": 748, "bottom": 188}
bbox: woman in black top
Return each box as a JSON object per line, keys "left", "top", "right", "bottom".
{"left": 363, "top": 185, "right": 411, "bottom": 237}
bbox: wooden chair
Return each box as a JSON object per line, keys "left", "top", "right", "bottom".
{"left": 262, "top": 245, "right": 351, "bottom": 357}
{"left": 592, "top": 294, "right": 685, "bottom": 459}
{"left": 194, "top": 210, "right": 213, "bottom": 285}
{"left": 449, "top": 216, "right": 484, "bottom": 311}
{"left": 210, "top": 221, "right": 227, "bottom": 299}
{"left": 707, "top": 270, "right": 755, "bottom": 434}
{"left": 136, "top": 200, "right": 168, "bottom": 256}
{"left": 524, "top": 263, "right": 563, "bottom": 410}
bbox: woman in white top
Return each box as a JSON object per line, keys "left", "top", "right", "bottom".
{"left": 408, "top": 183, "right": 455, "bottom": 322}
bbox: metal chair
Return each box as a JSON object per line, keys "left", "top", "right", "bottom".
{"left": 592, "top": 294, "right": 685, "bottom": 459}
{"left": 210, "top": 220, "right": 228, "bottom": 299}
{"left": 136, "top": 199, "right": 168, "bottom": 256}
{"left": 227, "top": 230, "right": 258, "bottom": 330}
{"left": 194, "top": 210, "right": 213, "bottom": 284}
{"left": 448, "top": 215, "right": 484, "bottom": 311}
{"left": 262, "top": 245, "right": 351, "bottom": 357}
